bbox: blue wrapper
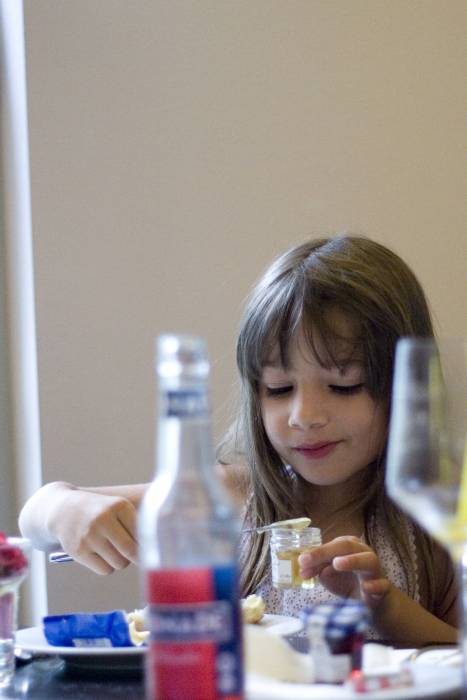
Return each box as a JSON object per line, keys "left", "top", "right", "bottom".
{"left": 43, "top": 610, "right": 134, "bottom": 648}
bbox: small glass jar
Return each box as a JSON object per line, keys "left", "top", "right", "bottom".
{"left": 270, "top": 527, "right": 321, "bottom": 590}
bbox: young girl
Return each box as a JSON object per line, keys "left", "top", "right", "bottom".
{"left": 19, "top": 234, "right": 458, "bottom": 646}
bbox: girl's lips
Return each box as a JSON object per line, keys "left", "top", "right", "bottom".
{"left": 293, "top": 442, "right": 340, "bottom": 459}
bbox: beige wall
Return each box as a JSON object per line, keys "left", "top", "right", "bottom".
{"left": 23, "top": 0, "right": 467, "bottom": 616}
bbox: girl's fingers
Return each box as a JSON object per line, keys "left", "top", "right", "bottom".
{"left": 299, "top": 537, "right": 373, "bottom": 577}
{"left": 298, "top": 538, "right": 388, "bottom": 603}
{"left": 96, "top": 509, "right": 139, "bottom": 563}
{"left": 92, "top": 539, "right": 132, "bottom": 572}
{"left": 116, "top": 503, "right": 138, "bottom": 540}
{"left": 361, "top": 578, "right": 390, "bottom": 596}
{"left": 75, "top": 539, "right": 132, "bottom": 575}
{"left": 73, "top": 551, "right": 118, "bottom": 576}
{"left": 67, "top": 507, "right": 138, "bottom": 573}
{"left": 50, "top": 492, "right": 141, "bottom": 575}
{"left": 332, "top": 551, "right": 382, "bottom": 577}
{"left": 114, "top": 508, "right": 139, "bottom": 563}
{"left": 113, "top": 523, "right": 139, "bottom": 564}
{"left": 79, "top": 498, "right": 139, "bottom": 566}
{"left": 360, "top": 578, "right": 392, "bottom": 608}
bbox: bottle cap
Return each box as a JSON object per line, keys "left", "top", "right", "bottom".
{"left": 156, "top": 334, "right": 209, "bottom": 383}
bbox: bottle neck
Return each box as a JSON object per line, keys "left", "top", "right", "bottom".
{"left": 161, "top": 384, "right": 210, "bottom": 419}
{"left": 154, "top": 382, "right": 214, "bottom": 483}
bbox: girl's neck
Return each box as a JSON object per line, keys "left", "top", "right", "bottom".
{"left": 300, "top": 469, "right": 370, "bottom": 540}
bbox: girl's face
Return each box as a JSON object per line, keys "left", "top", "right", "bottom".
{"left": 258, "top": 321, "right": 387, "bottom": 489}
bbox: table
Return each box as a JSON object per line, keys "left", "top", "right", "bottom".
{"left": 0, "top": 658, "right": 144, "bottom": 700}
{"left": 1, "top": 651, "right": 463, "bottom": 700}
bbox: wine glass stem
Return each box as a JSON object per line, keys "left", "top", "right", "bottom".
{"left": 460, "top": 547, "right": 467, "bottom": 694}
{"left": 0, "top": 584, "right": 19, "bottom": 686}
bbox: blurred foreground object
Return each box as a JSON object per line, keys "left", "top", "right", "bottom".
{"left": 138, "top": 335, "right": 244, "bottom": 699}
{"left": 0, "top": 535, "right": 30, "bottom": 686}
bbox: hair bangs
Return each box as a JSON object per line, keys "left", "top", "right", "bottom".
{"left": 238, "top": 280, "right": 304, "bottom": 383}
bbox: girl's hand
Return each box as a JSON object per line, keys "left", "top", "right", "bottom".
{"left": 46, "top": 487, "right": 139, "bottom": 575}
{"left": 298, "top": 536, "right": 391, "bottom": 608}
{"left": 298, "top": 535, "right": 458, "bottom": 646}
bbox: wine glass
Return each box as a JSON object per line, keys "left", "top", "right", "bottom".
{"left": 385, "top": 337, "right": 467, "bottom": 671}
{"left": 386, "top": 337, "right": 467, "bottom": 556}
{"left": 0, "top": 535, "right": 30, "bottom": 686}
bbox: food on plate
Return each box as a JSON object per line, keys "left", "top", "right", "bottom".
{"left": 244, "top": 624, "right": 314, "bottom": 683}
{"left": 126, "top": 608, "right": 150, "bottom": 646}
{"left": 241, "top": 594, "right": 266, "bottom": 624}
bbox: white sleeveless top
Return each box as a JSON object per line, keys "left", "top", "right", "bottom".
{"left": 253, "top": 516, "right": 420, "bottom": 640}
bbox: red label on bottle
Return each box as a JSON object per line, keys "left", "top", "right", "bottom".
{"left": 145, "top": 566, "right": 243, "bottom": 700}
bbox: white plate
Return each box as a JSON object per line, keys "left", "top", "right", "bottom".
{"left": 246, "top": 648, "right": 463, "bottom": 700}
{"left": 247, "top": 666, "right": 463, "bottom": 699}
{"left": 16, "top": 626, "right": 145, "bottom": 656}
{"left": 16, "top": 615, "right": 299, "bottom": 658}
{"left": 409, "top": 646, "right": 462, "bottom": 667}
{"left": 16, "top": 626, "right": 145, "bottom": 671}
{"left": 254, "top": 613, "right": 303, "bottom": 636}
{"left": 16, "top": 615, "right": 300, "bottom": 654}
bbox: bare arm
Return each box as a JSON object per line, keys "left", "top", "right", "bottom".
{"left": 18, "top": 481, "right": 148, "bottom": 574}
{"left": 371, "top": 582, "right": 458, "bottom": 646}
{"left": 299, "top": 536, "right": 458, "bottom": 646}
{"left": 78, "top": 483, "right": 148, "bottom": 508}
{"left": 18, "top": 464, "right": 248, "bottom": 576}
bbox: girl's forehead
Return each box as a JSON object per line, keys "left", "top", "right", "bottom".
{"left": 264, "top": 314, "right": 363, "bottom": 369}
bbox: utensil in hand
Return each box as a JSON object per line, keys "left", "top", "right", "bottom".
{"left": 48, "top": 551, "right": 73, "bottom": 563}
{"left": 50, "top": 518, "right": 312, "bottom": 559}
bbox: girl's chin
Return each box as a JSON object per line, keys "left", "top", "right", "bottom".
{"left": 292, "top": 464, "right": 368, "bottom": 489}
{"left": 292, "top": 468, "right": 341, "bottom": 487}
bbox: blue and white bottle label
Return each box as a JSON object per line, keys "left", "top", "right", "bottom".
{"left": 165, "top": 390, "right": 209, "bottom": 418}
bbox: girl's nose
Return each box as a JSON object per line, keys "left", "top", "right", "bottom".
{"left": 288, "top": 390, "right": 329, "bottom": 430}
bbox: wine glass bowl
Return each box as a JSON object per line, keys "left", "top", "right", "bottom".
{"left": 386, "top": 337, "right": 467, "bottom": 560}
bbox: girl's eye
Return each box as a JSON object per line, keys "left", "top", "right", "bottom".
{"left": 330, "top": 383, "right": 364, "bottom": 395}
{"left": 265, "top": 385, "right": 293, "bottom": 397}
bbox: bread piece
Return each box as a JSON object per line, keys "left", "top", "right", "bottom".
{"left": 241, "top": 594, "right": 266, "bottom": 624}
{"left": 126, "top": 607, "right": 149, "bottom": 646}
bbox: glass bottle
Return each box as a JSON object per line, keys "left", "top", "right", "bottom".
{"left": 138, "top": 334, "right": 244, "bottom": 700}
{"left": 270, "top": 527, "right": 322, "bottom": 589}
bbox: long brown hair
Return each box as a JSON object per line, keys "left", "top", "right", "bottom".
{"left": 224, "top": 234, "right": 439, "bottom": 607}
